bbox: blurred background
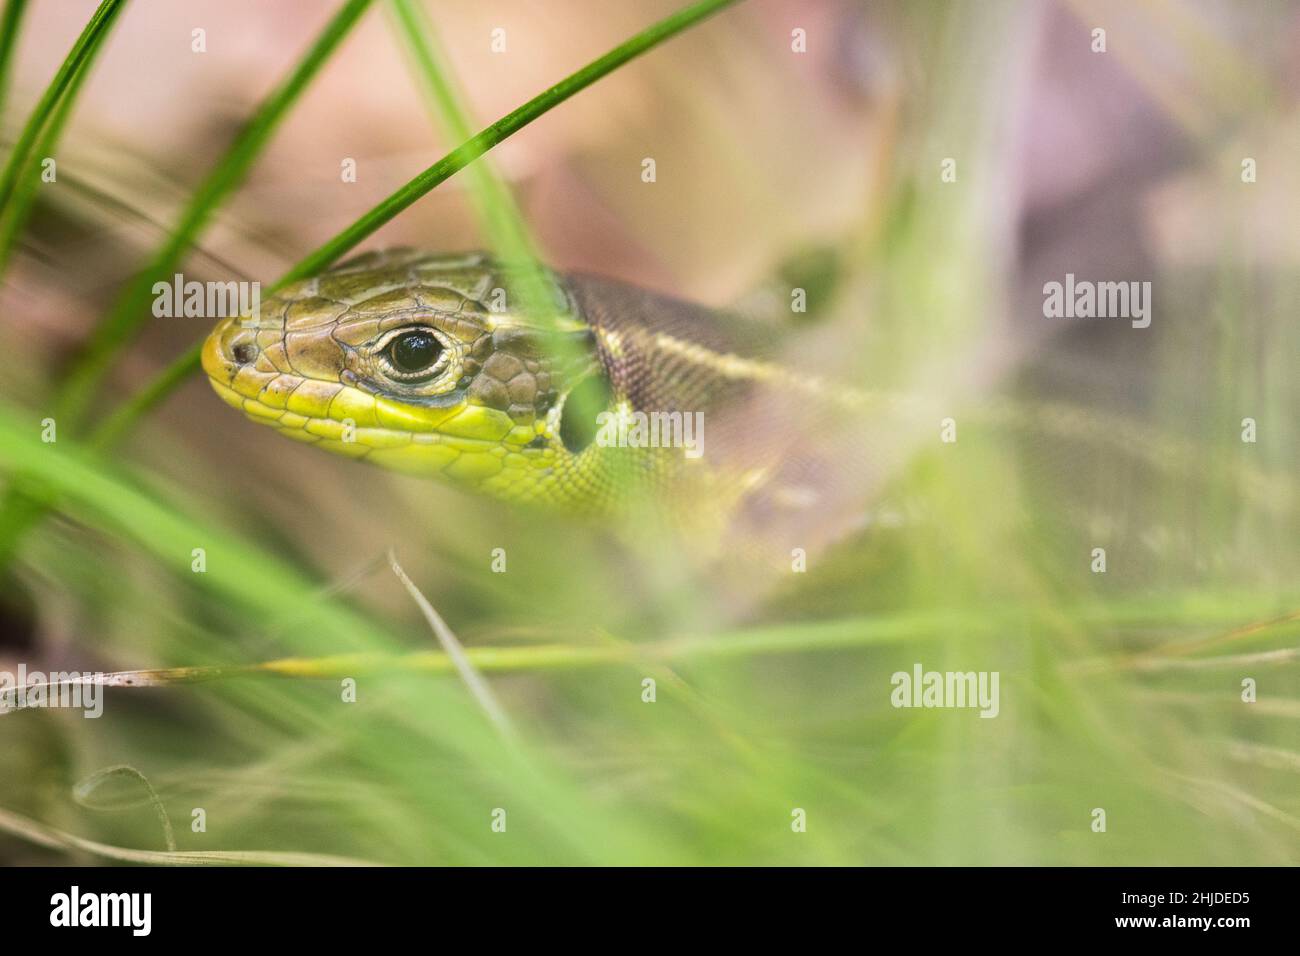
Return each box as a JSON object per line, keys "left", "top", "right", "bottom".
{"left": 0, "top": 0, "right": 1296, "bottom": 865}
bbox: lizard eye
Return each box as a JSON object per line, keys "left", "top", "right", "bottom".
{"left": 381, "top": 328, "right": 446, "bottom": 383}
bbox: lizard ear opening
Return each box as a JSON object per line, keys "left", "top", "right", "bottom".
{"left": 558, "top": 372, "right": 613, "bottom": 453}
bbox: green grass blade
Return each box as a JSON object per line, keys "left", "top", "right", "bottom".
{"left": 0, "top": 0, "right": 125, "bottom": 566}
{"left": 0, "top": 8, "right": 117, "bottom": 274}
{"left": 386, "top": 0, "right": 543, "bottom": 290}
{"left": 0, "top": 0, "right": 30, "bottom": 132}
{"left": 90, "top": 339, "right": 203, "bottom": 447}
{"left": 55, "top": 0, "right": 375, "bottom": 428}
{"left": 283, "top": 0, "right": 743, "bottom": 287}
{"left": 0, "top": 0, "right": 124, "bottom": 210}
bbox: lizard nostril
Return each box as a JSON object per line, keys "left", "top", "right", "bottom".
{"left": 231, "top": 342, "right": 257, "bottom": 365}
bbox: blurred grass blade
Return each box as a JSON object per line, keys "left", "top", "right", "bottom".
{"left": 0, "top": 397, "right": 674, "bottom": 864}
{"left": 97, "top": 0, "right": 745, "bottom": 444}
{"left": 0, "top": 0, "right": 124, "bottom": 211}
{"left": 385, "top": 0, "right": 545, "bottom": 303}
{"left": 389, "top": 548, "right": 517, "bottom": 742}
{"left": 90, "top": 341, "right": 203, "bottom": 446}
{"left": 0, "top": 8, "right": 118, "bottom": 274}
{"left": 0, "top": 0, "right": 30, "bottom": 131}
{"left": 0, "top": 0, "right": 126, "bottom": 564}
{"left": 0, "top": 805, "right": 379, "bottom": 866}
{"left": 55, "top": 0, "right": 375, "bottom": 428}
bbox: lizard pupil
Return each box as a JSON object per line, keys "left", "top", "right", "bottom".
{"left": 389, "top": 331, "right": 441, "bottom": 373}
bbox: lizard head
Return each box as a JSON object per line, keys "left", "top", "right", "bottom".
{"left": 200, "top": 251, "right": 612, "bottom": 505}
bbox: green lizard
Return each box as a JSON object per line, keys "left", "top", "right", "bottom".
{"left": 202, "top": 248, "right": 868, "bottom": 545}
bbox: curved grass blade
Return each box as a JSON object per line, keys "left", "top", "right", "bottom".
{"left": 0, "top": 0, "right": 30, "bottom": 131}
{"left": 0, "top": 0, "right": 124, "bottom": 210}
{"left": 0, "top": 7, "right": 120, "bottom": 274}
{"left": 72, "top": 764, "right": 176, "bottom": 851}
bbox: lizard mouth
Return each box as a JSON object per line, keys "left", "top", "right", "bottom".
{"left": 208, "top": 374, "right": 537, "bottom": 478}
